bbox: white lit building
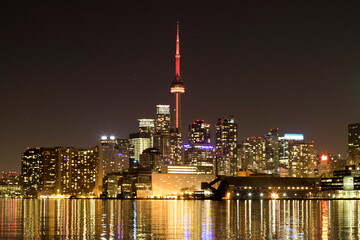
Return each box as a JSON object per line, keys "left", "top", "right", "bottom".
{"left": 129, "top": 133, "right": 152, "bottom": 162}
{"left": 152, "top": 173, "right": 215, "bottom": 197}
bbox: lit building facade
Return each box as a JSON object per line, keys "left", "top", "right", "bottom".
{"left": 140, "top": 148, "right": 162, "bottom": 171}
{"left": 58, "top": 146, "right": 101, "bottom": 196}
{"left": 215, "top": 116, "right": 238, "bottom": 176}
{"left": 41, "top": 147, "right": 61, "bottom": 194}
{"left": 21, "top": 146, "right": 102, "bottom": 197}
{"left": 264, "top": 128, "right": 280, "bottom": 171}
{"left": 170, "top": 132, "right": 182, "bottom": 165}
{"left": 21, "top": 148, "right": 43, "bottom": 197}
{"left": 139, "top": 119, "right": 155, "bottom": 134}
{"left": 321, "top": 166, "right": 360, "bottom": 198}
{"left": 155, "top": 105, "right": 171, "bottom": 133}
{"left": 316, "top": 154, "right": 348, "bottom": 177}
{"left": 117, "top": 138, "right": 130, "bottom": 171}
{"left": 349, "top": 123, "right": 360, "bottom": 165}
{"left": 153, "top": 105, "right": 171, "bottom": 161}
{"left": 0, "top": 172, "right": 22, "bottom": 197}
{"left": 99, "top": 136, "right": 120, "bottom": 177}
{"left": 103, "top": 173, "right": 122, "bottom": 198}
{"left": 184, "top": 120, "right": 214, "bottom": 173}
{"left": 237, "top": 130, "right": 316, "bottom": 177}
{"left": 279, "top": 134, "right": 316, "bottom": 178}
{"left": 129, "top": 132, "right": 152, "bottom": 162}
{"left": 189, "top": 120, "right": 210, "bottom": 145}
{"left": 183, "top": 144, "right": 215, "bottom": 174}
{"left": 1, "top": 171, "right": 21, "bottom": 185}
{"left": 239, "top": 137, "right": 266, "bottom": 171}
{"left": 152, "top": 173, "right": 215, "bottom": 197}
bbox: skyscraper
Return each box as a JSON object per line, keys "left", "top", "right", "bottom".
{"left": 184, "top": 120, "right": 214, "bottom": 173}
{"left": 215, "top": 116, "right": 238, "bottom": 176}
{"left": 188, "top": 120, "right": 211, "bottom": 145}
{"left": 264, "top": 128, "right": 280, "bottom": 171}
{"left": 99, "top": 136, "right": 120, "bottom": 176}
{"left": 129, "top": 132, "right": 152, "bottom": 163}
{"left": 153, "top": 105, "right": 171, "bottom": 160}
{"left": 349, "top": 123, "right": 360, "bottom": 165}
{"left": 155, "top": 105, "right": 171, "bottom": 134}
{"left": 21, "top": 148, "right": 43, "bottom": 197}
{"left": 117, "top": 138, "right": 130, "bottom": 171}
{"left": 279, "top": 134, "right": 315, "bottom": 177}
{"left": 240, "top": 137, "right": 266, "bottom": 171}
{"left": 139, "top": 119, "right": 155, "bottom": 134}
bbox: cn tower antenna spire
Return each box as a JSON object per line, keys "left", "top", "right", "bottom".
{"left": 175, "top": 21, "right": 181, "bottom": 81}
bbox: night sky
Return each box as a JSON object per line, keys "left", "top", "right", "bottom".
{"left": 1, "top": 1, "right": 360, "bottom": 171}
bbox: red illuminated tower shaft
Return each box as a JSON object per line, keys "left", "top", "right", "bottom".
{"left": 170, "top": 22, "right": 185, "bottom": 133}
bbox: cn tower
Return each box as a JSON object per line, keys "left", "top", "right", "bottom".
{"left": 170, "top": 22, "right": 185, "bottom": 134}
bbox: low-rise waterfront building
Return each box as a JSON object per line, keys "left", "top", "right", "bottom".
{"left": 152, "top": 173, "right": 215, "bottom": 197}
{"left": 321, "top": 166, "right": 360, "bottom": 198}
{"left": 205, "top": 176, "right": 320, "bottom": 200}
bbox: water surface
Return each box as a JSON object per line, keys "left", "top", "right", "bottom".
{"left": 0, "top": 199, "right": 359, "bottom": 239}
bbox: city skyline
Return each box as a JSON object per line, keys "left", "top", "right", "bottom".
{"left": 2, "top": 1, "right": 360, "bottom": 171}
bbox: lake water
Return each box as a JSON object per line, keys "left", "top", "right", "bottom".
{"left": 0, "top": 199, "right": 359, "bottom": 239}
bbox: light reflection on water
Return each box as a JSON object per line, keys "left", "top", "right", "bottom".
{"left": 0, "top": 199, "right": 360, "bottom": 239}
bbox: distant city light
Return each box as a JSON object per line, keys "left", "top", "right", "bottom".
{"left": 321, "top": 154, "right": 328, "bottom": 161}
{"left": 109, "top": 136, "right": 115, "bottom": 140}
{"left": 101, "top": 136, "right": 107, "bottom": 140}
{"left": 283, "top": 134, "right": 304, "bottom": 141}
{"left": 183, "top": 144, "right": 190, "bottom": 148}
{"left": 271, "top": 193, "right": 279, "bottom": 199}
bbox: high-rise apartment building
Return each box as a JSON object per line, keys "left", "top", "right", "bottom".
{"left": 349, "top": 123, "right": 360, "bottom": 165}
{"left": 41, "top": 147, "right": 61, "bottom": 193}
{"left": 21, "top": 146, "right": 102, "bottom": 197}
{"left": 117, "top": 139, "right": 130, "bottom": 171}
{"left": 100, "top": 136, "right": 120, "bottom": 177}
{"left": 279, "top": 134, "right": 315, "bottom": 178}
{"left": 215, "top": 116, "right": 238, "bottom": 176}
{"left": 58, "top": 146, "right": 101, "bottom": 195}
{"left": 21, "top": 148, "right": 43, "bottom": 197}
{"left": 264, "top": 128, "right": 280, "bottom": 171}
{"left": 240, "top": 137, "right": 266, "bottom": 171}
